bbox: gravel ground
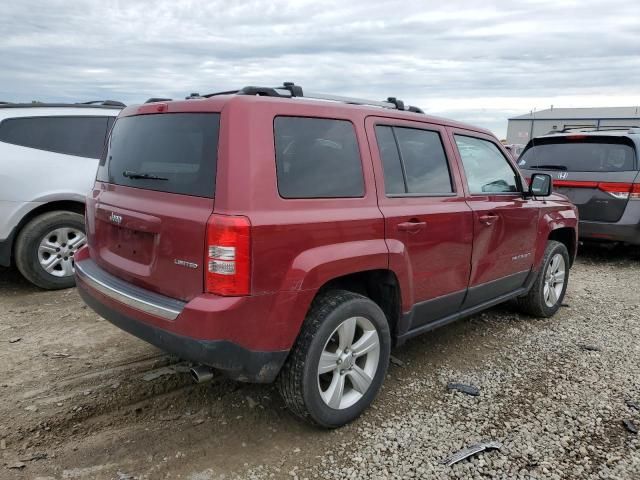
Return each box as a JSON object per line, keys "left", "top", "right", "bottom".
{"left": 1, "top": 243, "right": 639, "bottom": 479}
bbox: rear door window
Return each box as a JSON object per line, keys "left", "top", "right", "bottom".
{"left": 0, "top": 116, "right": 110, "bottom": 158}
{"left": 375, "top": 125, "right": 453, "bottom": 195}
{"left": 455, "top": 135, "right": 519, "bottom": 194}
{"left": 518, "top": 138, "right": 637, "bottom": 172}
{"left": 274, "top": 116, "right": 365, "bottom": 198}
{"left": 373, "top": 126, "right": 405, "bottom": 194}
{"left": 98, "top": 113, "right": 220, "bottom": 198}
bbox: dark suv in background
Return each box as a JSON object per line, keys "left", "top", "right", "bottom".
{"left": 518, "top": 128, "right": 640, "bottom": 245}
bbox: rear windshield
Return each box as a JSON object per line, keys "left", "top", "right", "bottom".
{"left": 518, "top": 137, "right": 637, "bottom": 172}
{"left": 97, "top": 113, "right": 220, "bottom": 197}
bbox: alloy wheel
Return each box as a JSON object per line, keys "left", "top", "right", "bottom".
{"left": 543, "top": 253, "right": 566, "bottom": 308}
{"left": 317, "top": 316, "right": 380, "bottom": 410}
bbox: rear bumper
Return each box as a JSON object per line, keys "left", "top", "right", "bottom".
{"left": 0, "top": 235, "right": 12, "bottom": 267}
{"left": 75, "top": 255, "right": 290, "bottom": 383}
{"left": 579, "top": 202, "right": 640, "bottom": 245}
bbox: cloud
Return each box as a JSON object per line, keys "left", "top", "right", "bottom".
{"left": 1, "top": 0, "right": 639, "bottom": 137}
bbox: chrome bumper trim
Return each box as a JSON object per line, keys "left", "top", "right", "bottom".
{"left": 75, "top": 259, "right": 185, "bottom": 320}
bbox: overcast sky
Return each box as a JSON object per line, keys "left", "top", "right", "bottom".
{"left": 2, "top": 0, "right": 639, "bottom": 138}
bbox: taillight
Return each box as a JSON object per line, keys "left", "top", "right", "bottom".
{"left": 598, "top": 182, "right": 633, "bottom": 200}
{"left": 554, "top": 180, "right": 640, "bottom": 200}
{"left": 205, "top": 214, "right": 251, "bottom": 296}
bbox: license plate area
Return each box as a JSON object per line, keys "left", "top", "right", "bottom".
{"left": 106, "top": 223, "right": 154, "bottom": 264}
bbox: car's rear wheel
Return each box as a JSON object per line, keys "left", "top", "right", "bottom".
{"left": 277, "top": 290, "right": 391, "bottom": 428}
{"left": 15, "top": 211, "right": 86, "bottom": 290}
{"left": 516, "top": 240, "right": 570, "bottom": 317}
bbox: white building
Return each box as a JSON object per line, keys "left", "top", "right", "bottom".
{"left": 506, "top": 106, "right": 640, "bottom": 144}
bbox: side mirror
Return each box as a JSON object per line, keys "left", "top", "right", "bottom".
{"left": 528, "top": 173, "right": 552, "bottom": 197}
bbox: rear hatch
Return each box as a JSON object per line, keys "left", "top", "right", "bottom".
{"left": 89, "top": 112, "right": 220, "bottom": 301}
{"left": 518, "top": 135, "right": 639, "bottom": 222}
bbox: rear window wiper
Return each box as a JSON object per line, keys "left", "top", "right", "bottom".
{"left": 528, "top": 164, "right": 567, "bottom": 171}
{"left": 122, "top": 170, "right": 169, "bottom": 180}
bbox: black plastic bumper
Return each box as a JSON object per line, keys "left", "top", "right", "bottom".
{"left": 77, "top": 285, "right": 288, "bottom": 383}
{"left": 0, "top": 232, "right": 14, "bottom": 267}
{"left": 579, "top": 201, "right": 640, "bottom": 245}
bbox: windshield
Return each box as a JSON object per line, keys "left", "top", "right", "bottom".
{"left": 97, "top": 113, "right": 220, "bottom": 197}
{"left": 518, "top": 138, "right": 636, "bottom": 172}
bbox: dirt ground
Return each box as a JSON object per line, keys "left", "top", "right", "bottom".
{"left": 1, "top": 244, "right": 639, "bottom": 479}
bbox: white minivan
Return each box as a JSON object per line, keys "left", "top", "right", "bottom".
{"left": 0, "top": 101, "right": 123, "bottom": 289}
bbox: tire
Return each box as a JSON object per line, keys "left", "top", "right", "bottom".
{"left": 516, "top": 240, "right": 570, "bottom": 317}
{"left": 15, "top": 211, "right": 86, "bottom": 290}
{"left": 277, "top": 290, "right": 391, "bottom": 428}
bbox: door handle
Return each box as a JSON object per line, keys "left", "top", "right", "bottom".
{"left": 397, "top": 220, "right": 427, "bottom": 233}
{"left": 478, "top": 213, "right": 499, "bottom": 226}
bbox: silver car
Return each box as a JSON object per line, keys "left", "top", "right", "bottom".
{"left": 0, "top": 101, "right": 123, "bottom": 288}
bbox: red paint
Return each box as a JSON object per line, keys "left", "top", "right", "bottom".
{"left": 79, "top": 94, "right": 578, "bottom": 354}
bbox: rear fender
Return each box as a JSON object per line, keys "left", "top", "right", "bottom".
{"left": 275, "top": 240, "right": 389, "bottom": 348}
{"left": 285, "top": 239, "right": 389, "bottom": 292}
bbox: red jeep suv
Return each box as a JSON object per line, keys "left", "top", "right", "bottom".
{"left": 75, "top": 83, "right": 578, "bottom": 427}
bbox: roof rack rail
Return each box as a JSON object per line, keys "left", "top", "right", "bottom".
{"left": 202, "top": 82, "right": 425, "bottom": 114}
{"left": 77, "top": 100, "right": 126, "bottom": 107}
{"left": 549, "top": 124, "right": 640, "bottom": 134}
{"left": 145, "top": 97, "right": 173, "bottom": 103}
{"left": 0, "top": 101, "right": 125, "bottom": 110}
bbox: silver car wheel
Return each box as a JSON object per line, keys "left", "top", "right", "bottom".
{"left": 543, "top": 253, "right": 566, "bottom": 308}
{"left": 37, "top": 227, "right": 86, "bottom": 278}
{"left": 317, "top": 316, "right": 380, "bottom": 410}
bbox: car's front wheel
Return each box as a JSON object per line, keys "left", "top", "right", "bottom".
{"left": 15, "top": 211, "right": 86, "bottom": 290}
{"left": 516, "top": 240, "right": 570, "bottom": 317}
{"left": 278, "top": 290, "right": 391, "bottom": 428}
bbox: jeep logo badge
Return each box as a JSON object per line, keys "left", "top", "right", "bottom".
{"left": 557, "top": 172, "right": 568, "bottom": 180}
{"left": 109, "top": 212, "right": 123, "bottom": 224}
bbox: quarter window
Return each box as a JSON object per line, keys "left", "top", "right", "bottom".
{"left": 0, "top": 116, "right": 110, "bottom": 158}
{"left": 375, "top": 125, "right": 453, "bottom": 195}
{"left": 455, "top": 135, "right": 519, "bottom": 194}
{"left": 274, "top": 116, "right": 365, "bottom": 198}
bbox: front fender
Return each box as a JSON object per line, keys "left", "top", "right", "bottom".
{"left": 534, "top": 206, "right": 578, "bottom": 268}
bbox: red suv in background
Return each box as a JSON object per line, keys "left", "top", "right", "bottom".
{"left": 75, "top": 83, "right": 578, "bottom": 427}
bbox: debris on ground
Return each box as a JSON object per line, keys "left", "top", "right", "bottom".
{"left": 7, "top": 462, "right": 26, "bottom": 470}
{"left": 46, "top": 352, "right": 71, "bottom": 359}
{"left": 441, "top": 440, "right": 502, "bottom": 466}
{"left": 8, "top": 337, "right": 21, "bottom": 343}
{"left": 389, "top": 355, "right": 404, "bottom": 367}
{"left": 578, "top": 344, "right": 601, "bottom": 352}
{"left": 142, "top": 366, "right": 179, "bottom": 382}
{"left": 21, "top": 452, "right": 47, "bottom": 462}
{"left": 246, "top": 396, "right": 259, "bottom": 409}
{"left": 623, "top": 419, "right": 638, "bottom": 434}
{"left": 447, "top": 382, "right": 480, "bottom": 396}
{"left": 626, "top": 399, "right": 640, "bottom": 411}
